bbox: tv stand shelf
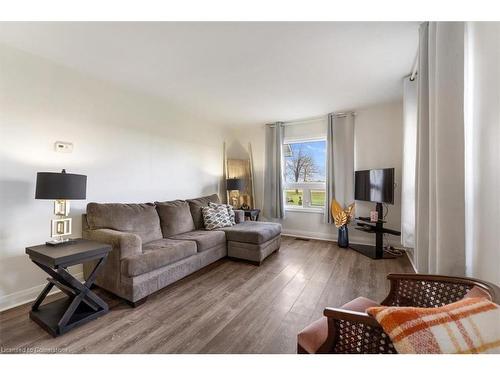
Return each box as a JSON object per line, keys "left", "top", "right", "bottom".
{"left": 354, "top": 222, "right": 401, "bottom": 236}
{"left": 348, "top": 203, "right": 401, "bottom": 259}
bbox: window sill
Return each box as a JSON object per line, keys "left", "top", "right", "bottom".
{"left": 285, "top": 207, "right": 325, "bottom": 214}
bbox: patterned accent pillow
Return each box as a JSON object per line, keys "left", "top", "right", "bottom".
{"left": 202, "top": 205, "right": 233, "bottom": 230}
{"left": 367, "top": 297, "right": 500, "bottom": 354}
{"left": 209, "top": 202, "right": 235, "bottom": 225}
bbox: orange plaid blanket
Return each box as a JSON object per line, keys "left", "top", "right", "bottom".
{"left": 367, "top": 297, "right": 500, "bottom": 354}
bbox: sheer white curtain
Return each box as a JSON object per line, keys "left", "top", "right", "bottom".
{"left": 325, "top": 113, "right": 355, "bottom": 224}
{"left": 401, "top": 77, "right": 417, "bottom": 248}
{"left": 464, "top": 22, "right": 500, "bottom": 284}
{"left": 414, "top": 22, "right": 466, "bottom": 275}
{"left": 264, "top": 122, "right": 285, "bottom": 219}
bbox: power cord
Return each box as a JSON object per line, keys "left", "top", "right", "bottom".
{"left": 384, "top": 247, "right": 405, "bottom": 257}
{"left": 380, "top": 203, "right": 406, "bottom": 257}
{"left": 383, "top": 233, "right": 405, "bottom": 257}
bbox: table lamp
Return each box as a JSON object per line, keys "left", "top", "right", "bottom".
{"left": 226, "top": 178, "right": 244, "bottom": 209}
{"left": 35, "top": 169, "right": 87, "bottom": 246}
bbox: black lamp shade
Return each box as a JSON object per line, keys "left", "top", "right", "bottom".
{"left": 226, "top": 178, "right": 243, "bottom": 191}
{"left": 35, "top": 170, "right": 87, "bottom": 200}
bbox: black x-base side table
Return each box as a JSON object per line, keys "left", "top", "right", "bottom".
{"left": 26, "top": 239, "right": 112, "bottom": 337}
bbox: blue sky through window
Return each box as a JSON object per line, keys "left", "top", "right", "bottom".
{"left": 284, "top": 140, "right": 326, "bottom": 182}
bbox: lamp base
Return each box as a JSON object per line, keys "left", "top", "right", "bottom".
{"left": 45, "top": 238, "right": 78, "bottom": 247}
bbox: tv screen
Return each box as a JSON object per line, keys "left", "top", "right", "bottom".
{"left": 354, "top": 168, "right": 395, "bottom": 204}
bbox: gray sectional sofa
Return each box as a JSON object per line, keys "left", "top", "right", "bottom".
{"left": 82, "top": 194, "right": 281, "bottom": 305}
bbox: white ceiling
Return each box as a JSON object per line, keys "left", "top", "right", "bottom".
{"left": 0, "top": 22, "right": 418, "bottom": 127}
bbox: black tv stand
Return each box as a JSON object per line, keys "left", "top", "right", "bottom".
{"left": 349, "top": 203, "right": 401, "bottom": 259}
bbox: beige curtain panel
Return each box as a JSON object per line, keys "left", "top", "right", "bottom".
{"left": 414, "top": 21, "right": 466, "bottom": 276}
{"left": 264, "top": 122, "right": 285, "bottom": 219}
{"left": 325, "top": 112, "right": 355, "bottom": 224}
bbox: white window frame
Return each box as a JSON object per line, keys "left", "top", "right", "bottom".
{"left": 283, "top": 137, "right": 327, "bottom": 213}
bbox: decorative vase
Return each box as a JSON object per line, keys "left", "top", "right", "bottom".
{"left": 338, "top": 225, "right": 349, "bottom": 248}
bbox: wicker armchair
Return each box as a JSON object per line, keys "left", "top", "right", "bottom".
{"left": 298, "top": 273, "right": 500, "bottom": 354}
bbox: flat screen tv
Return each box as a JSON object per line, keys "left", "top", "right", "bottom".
{"left": 354, "top": 168, "right": 395, "bottom": 204}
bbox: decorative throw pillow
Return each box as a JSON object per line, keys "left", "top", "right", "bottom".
{"left": 367, "top": 297, "right": 500, "bottom": 354}
{"left": 209, "top": 202, "right": 236, "bottom": 225}
{"left": 202, "top": 205, "right": 233, "bottom": 230}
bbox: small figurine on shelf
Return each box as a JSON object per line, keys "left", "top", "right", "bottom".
{"left": 240, "top": 194, "right": 250, "bottom": 210}
{"left": 331, "top": 200, "right": 355, "bottom": 248}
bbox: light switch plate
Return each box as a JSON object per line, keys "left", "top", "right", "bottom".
{"left": 54, "top": 141, "right": 73, "bottom": 153}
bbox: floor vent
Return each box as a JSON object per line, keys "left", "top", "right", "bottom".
{"left": 294, "top": 237, "right": 310, "bottom": 241}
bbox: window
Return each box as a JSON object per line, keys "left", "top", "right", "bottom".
{"left": 283, "top": 139, "right": 326, "bottom": 212}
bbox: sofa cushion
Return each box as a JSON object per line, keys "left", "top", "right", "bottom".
{"left": 155, "top": 200, "right": 196, "bottom": 237}
{"left": 297, "top": 297, "right": 380, "bottom": 354}
{"left": 86, "top": 203, "right": 163, "bottom": 244}
{"left": 221, "top": 221, "right": 281, "bottom": 244}
{"left": 122, "top": 238, "right": 197, "bottom": 277}
{"left": 186, "top": 194, "right": 220, "bottom": 229}
{"left": 170, "top": 230, "right": 226, "bottom": 252}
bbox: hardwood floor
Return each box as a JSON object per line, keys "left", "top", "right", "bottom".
{"left": 0, "top": 237, "right": 413, "bottom": 354}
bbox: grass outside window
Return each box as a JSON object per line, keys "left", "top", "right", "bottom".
{"left": 285, "top": 189, "right": 303, "bottom": 207}
{"left": 310, "top": 190, "right": 326, "bottom": 207}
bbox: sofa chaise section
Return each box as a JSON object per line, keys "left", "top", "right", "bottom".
{"left": 222, "top": 221, "right": 281, "bottom": 265}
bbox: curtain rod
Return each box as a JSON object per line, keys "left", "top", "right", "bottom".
{"left": 266, "top": 115, "right": 325, "bottom": 127}
{"left": 266, "top": 112, "right": 355, "bottom": 127}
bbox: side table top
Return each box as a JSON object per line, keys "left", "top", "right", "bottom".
{"left": 26, "top": 239, "right": 112, "bottom": 268}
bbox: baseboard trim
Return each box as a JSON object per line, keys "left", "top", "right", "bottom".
{"left": 0, "top": 272, "right": 84, "bottom": 312}
{"left": 405, "top": 250, "right": 418, "bottom": 273}
{"left": 281, "top": 229, "right": 336, "bottom": 242}
{"left": 281, "top": 229, "right": 378, "bottom": 247}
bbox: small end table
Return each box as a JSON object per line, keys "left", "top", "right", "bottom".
{"left": 26, "top": 239, "right": 112, "bottom": 337}
{"left": 243, "top": 208, "right": 261, "bottom": 221}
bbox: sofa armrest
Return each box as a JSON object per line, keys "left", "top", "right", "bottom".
{"left": 233, "top": 209, "right": 245, "bottom": 224}
{"left": 84, "top": 228, "right": 142, "bottom": 259}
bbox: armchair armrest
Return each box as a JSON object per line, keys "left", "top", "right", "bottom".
{"left": 84, "top": 228, "right": 142, "bottom": 259}
{"left": 323, "top": 308, "right": 396, "bottom": 354}
{"left": 323, "top": 307, "right": 381, "bottom": 327}
{"left": 233, "top": 209, "right": 245, "bottom": 224}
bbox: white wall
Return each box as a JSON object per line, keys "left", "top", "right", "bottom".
{"left": 0, "top": 45, "right": 226, "bottom": 310}
{"left": 226, "top": 101, "right": 403, "bottom": 244}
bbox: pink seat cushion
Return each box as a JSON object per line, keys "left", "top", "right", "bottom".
{"left": 297, "top": 317, "right": 328, "bottom": 354}
{"left": 341, "top": 296, "right": 381, "bottom": 312}
{"left": 463, "top": 286, "right": 492, "bottom": 300}
{"left": 297, "top": 297, "right": 380, "bottom": 354}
